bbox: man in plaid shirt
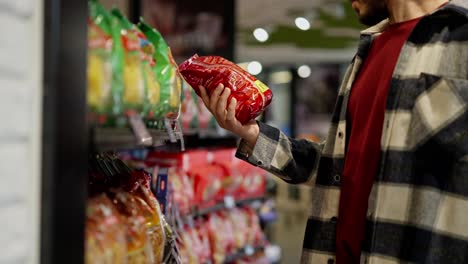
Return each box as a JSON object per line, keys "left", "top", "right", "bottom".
{"left": 199, "top": 0, "right": 468, "bottom": 263}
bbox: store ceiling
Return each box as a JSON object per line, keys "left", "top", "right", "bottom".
{"left": 236, "top": 0, "right": 365, "bottom": 63}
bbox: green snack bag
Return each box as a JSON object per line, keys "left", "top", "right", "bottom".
{"left": 112, "top": 9, "right": 146, "bottom": 116}
{"left": 88, "top": 0, "right": 125, "bottom": 125}
{"left": 135, "top": 28, "right": 161, "bottom": 120}
{"left": 138, "top": 20, "right": 181, "bottom": 120}
{"left": 87, "top": 17, "right": 112, "bottom": 116}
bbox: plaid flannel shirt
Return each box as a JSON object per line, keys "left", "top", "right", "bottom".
{"left": 236, "top": 1, "right": 468, "bottom": 263}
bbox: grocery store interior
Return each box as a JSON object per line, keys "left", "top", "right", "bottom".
{"left": 1, "top": 0, "right": 364, "bottom": 263}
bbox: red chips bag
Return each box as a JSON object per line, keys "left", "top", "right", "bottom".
{"left": 179, "top": 55, "right": 273, "bottom": 124}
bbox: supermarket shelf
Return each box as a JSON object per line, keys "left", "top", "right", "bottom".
{"left": 195, "top": 196, "right": 266, "bottom": 217}
{"left": 183, "top": 129, "right": 238, "bottom": 149}
{"left": 91, "top": 127, "right": 174, "bottom": 152}
{"left": 223, "top": 245, "right": 264, "bottom": 263}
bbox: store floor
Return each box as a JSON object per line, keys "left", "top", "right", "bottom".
{"left": 271, "top": 209, "right": 308, "bottom": 263}
{"left": 266, "top": 181, "right": 311, "bottom": 263}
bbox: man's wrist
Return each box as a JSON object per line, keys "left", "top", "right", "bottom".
{"left": 241, "top": 123, "right": 260, "bottom": 148}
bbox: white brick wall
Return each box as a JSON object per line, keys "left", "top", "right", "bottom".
{"left": 0, "top": 0, "right": 43, "bottom": 263}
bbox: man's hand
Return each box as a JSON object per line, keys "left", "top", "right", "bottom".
{"left": 199, "top": 84, "right": 260, "bottom": 147}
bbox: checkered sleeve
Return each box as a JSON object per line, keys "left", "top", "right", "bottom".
{"left": 236, "top": 122, "right": 323, "bottom": 185}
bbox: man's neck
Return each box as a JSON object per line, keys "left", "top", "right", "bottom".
{"left": 386, "top": 0, "right": 448, "bottom": 23}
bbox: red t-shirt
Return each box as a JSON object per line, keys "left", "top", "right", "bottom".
{"left": 336, "top": 17, "right": 422, "bottom": 264}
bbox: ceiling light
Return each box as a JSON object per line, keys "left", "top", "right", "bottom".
{"left": 297, "top": 65, "right": 311, "bottom": 78}
{"left": 253, "top": 28, "right": 269, "bottom": 42}
{"left": 295, "top": 17, "right": 311, "bottom": 31}
{"left": 271, "top": 71, "right": 292, "bottom": 84}
{"left": 247, "top": 61, "right": 262, "bottom": 75}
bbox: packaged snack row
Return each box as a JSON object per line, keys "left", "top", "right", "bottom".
{"left": 144, "top": 148, "right": 267, "bottom": 214}
{"left": 86, "top": 155, "right": 176, "bottom": 264}
{"left": 87, "top": 0, "right": 181, "bottom": 126}
{"left": 88, "top": 148, "right": 271, "bottom": 263}
{"left": 178, "top": 208, "right": 267, "bottom": 264}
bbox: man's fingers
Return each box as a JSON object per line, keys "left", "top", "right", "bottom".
{"left": 198, "top": 85, "right": 210, "bottom": 106}
{"left": 209, "top": 84, "right": 224, "bottom": 111}
{"left": 216, "top": 88, "right": 231, "bottom": 119}
{"left": 226, "top": 97, "right": 237, "bottom": 123}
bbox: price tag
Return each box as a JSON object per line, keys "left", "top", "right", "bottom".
{"left": 164, "top": 118, "right": 177, "bottom": 143}
{"left": 176, "top": 119, "right": 186, "bottom": 151}
{"left": 244, "top": 245, "right": 255, "bottom": 256}
{"left": 224, "top": 196, "right": 235, "bottom": 209}
{"left": 251, "top": 200, "right": 263, "bottom": 209}
{"left": 128, "top": 114, "right": 153, "bottom": 146}
{"left": 152, "top": 167, "right": 169, "bottom": 214}
{"left": 265, "top": 245, "right": 281, "bottom": 262}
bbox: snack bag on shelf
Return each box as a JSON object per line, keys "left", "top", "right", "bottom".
{"left": 196, "top": 220, "right": 213, "bottom": 263}
{"left": 179, "top": 55, "right": 273, "bottom": 125}
{"left": 211, "top": 149, "right": 243, "bottom": 199}
{"left": 244, "top": 207, "right": 267, "bottom": 247}
{"left": 86, "top": 194, "right": 127, "bottom": 264}
{"left": 190, "top": 165, "right": 224, "bottom": 208}
{"left": 206, "top": 213, "right": 228, "bottom": 264}
{"left": 145, "top": 151, "right": 197, "bottom": 213}
{"left": 125, "top": 170, "right": 167, "bottom": 263}
{"left": 170, "top": 168, "right": 194, "bottom": 214}
{"left": 112, "top": 9, "right": 146, "bottom": 116}
{"left": 181, "top": 80, "right": 199, "bottom": 131}
{"left": 87, "top": 18, "right": 112, "bottom": 116}
{"left": 178, "top": 226, "right": 198, "bottom": 264}
{"left": 226, "top": 208, "right": 249, "bottom": 250}
{"left": 111, "top": 191, "right": 156, "bottom": 263}
{"left": 88, "top": 0, "right": 121, "bottom": 123}
{"left": 145, "top": 150, "right": 183, "bottom": 168}
{"left": 147, "top": 149, "right": 206, "bottom": 168}
{"left": 188, "top": 225, "right": 210, "bottom": 263}
{"left": 138, "top": 20, "right": 182, "bottom": 120}
{"left": 239, "top": 164, "right": 267, "bottom": 200}
{"left": 184, "top": 149, "right": 209, "bottom": 171}
{"left": 219, "top": 212, "right": 237, "bottom": 256}
{"left": 135, "top": 29, "right": 161, "bottom": 119}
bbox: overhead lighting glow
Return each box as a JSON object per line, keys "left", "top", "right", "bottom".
{"left": 295, "top": 17, "right": 311, "bottom": 31}
{"left": 271, "top": 71, "right": 292, "bottom": 84}
{"left": 297, "top": 65, "right": 311, "bottom": 78}
{"left": 247, "top": 61, "right": 262, "bottom": 75}
{"left": 253, "top": 28, "right": 269, "bottom": 42}
{"left": 237, "top": 62, "right": 249, "bottom": 70}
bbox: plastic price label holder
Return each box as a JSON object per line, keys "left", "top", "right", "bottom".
{"left": 129, "top": 114, "right": 153, "bottom": 146}
{"left": 164, "top": 118, "right": 177, "bottom": 143}
{"left": 244, "top": 245, "right": 255, "bottom": 256}
{"left": 265, "top": 244, "right": 282, "bottom": 262}
{"left": 224, "top": 196, "right": 235, "bottom": 209}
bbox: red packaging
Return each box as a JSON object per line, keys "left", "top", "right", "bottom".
{"left": 207, "top": 212, "right": 236, "bottom": 264}
{"left": 145, "top": 151, "right": 183, "bottom": 168}
{"left": 206, "top": 213, "right": 227, "bottom": 264}
{"left": 244, "top": 208, "right": 267, "bottom": 246}
{"left": 179, "top": 55, "right": 273, "bottom": 124}
{"left": 196, "top": 220, "right": 213, "bottom": 263}
{"left": 239, "top": 163, "right": 267, "bottom": 199}
{"left": 226, "top": 208, "right": 249, "bottom": 250}
{"left": 169, "top": 168, "right": 194, "bottom": 214}
{"left": 178, "top": 226, "right": 198, "bottom": 264}
{"left": 211, "top": 149, "right": 243, "bottom": 199}
{"left": 189, "top": 165, "right": 224, "bottom": 207}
